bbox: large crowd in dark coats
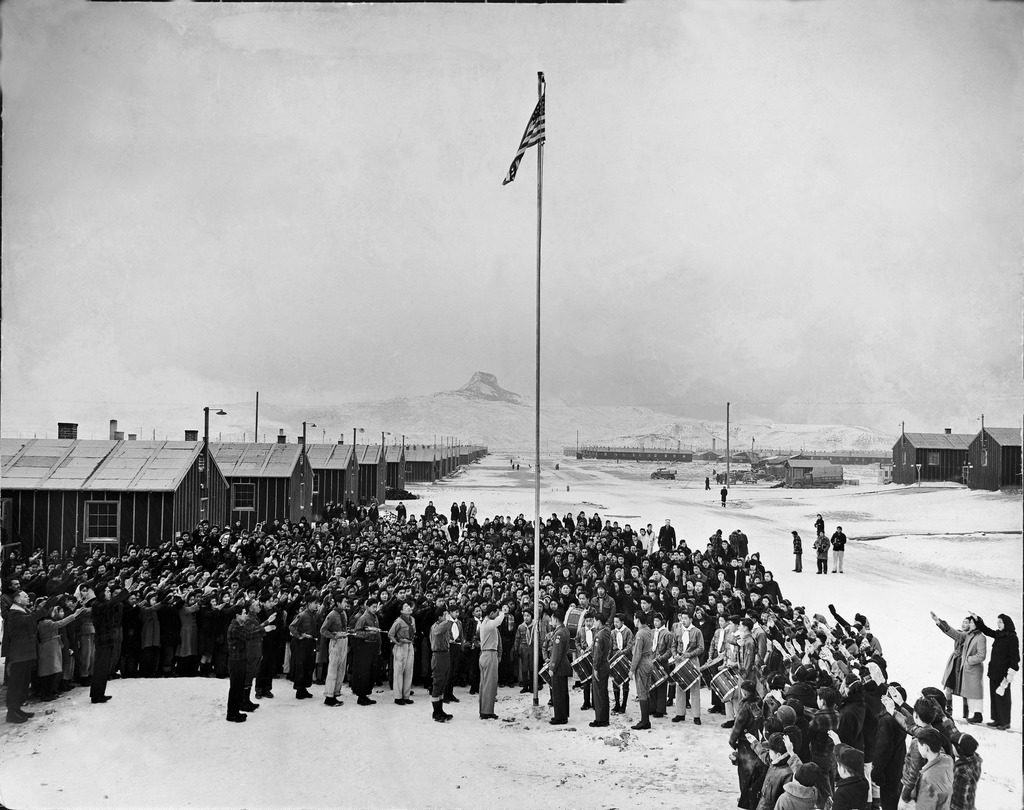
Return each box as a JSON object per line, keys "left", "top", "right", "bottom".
{"left": 1, "top": 502, "right": 1016, "bottom": 810}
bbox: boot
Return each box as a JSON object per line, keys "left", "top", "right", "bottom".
{"left": 967, "top": 712, "right": 983, "bottom": 724}
{"left": 631, "top": 699, "right": 651, "bottom": 730}
{"left": 432, "top": 700, "right": 449, "bottom": 723}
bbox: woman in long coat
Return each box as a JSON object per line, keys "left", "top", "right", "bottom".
{"left": 37, "top": 603, "right": 85, "bottom": 698}
{"left": 931, "top": 611, "right": 987, "bottom": 722}
{"left": 176, "top": 593, "right": 200, "bottom": 676}
{"left": 973, "top": 612, "right": 1019, "bottom": 729}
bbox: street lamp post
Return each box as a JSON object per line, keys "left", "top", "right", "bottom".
{"left": 201, "top": 406, "right": 228, "bottom": 520}
{"left": 301, "top": 421, "right": 316, "bottom": 517}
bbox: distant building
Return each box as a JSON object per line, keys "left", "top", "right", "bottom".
{"left": 354, "top": 444, "right": 387, "bottom": 505}
{"left": 791, "top": 452, "right": 891, "bottom": 466}
{"left": 212, "top": 442, "right": 312, "bottom": 531}
{"left": 1, "top": 439, "right": 228, "bottom": 554}
{"left": 305, "top": 443, "right": 359, "bottom": 519}
{"left": 577, "top": 446, "right": 694, "bottom": 463}
{"left": 966, "top": 427, "right": 1022, "bottom": 491}
{"left": 891, "top": 429, "right": 972, "bottom": 485}
{"left": 405, "top": 445, "right": 440, "bottom": 482}
{"left": 385, "top": 444, "right": 407, "bottom": 491}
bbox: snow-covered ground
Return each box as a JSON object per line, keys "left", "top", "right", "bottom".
{"left": 1, "top": 455, "right": 1020, "bottom": 809}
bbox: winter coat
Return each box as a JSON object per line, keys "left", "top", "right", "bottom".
{"left": 832, "top": 774, "right": 870, "bottom": 810}
{"left": 950, "top": 752, "right": 982, "bottom": 810}
{"left": 140, "top": 604, "right": 161, "bottom": 648}
{"left": 773, "top": 780, "right": 818, "bottom": 810}
{"left": 5, "top": 602, "right": 55, "bottom": 663}
{"left": 754, "top": 754, "right": 799, "bottom": 810}
{"left": 837, "top": 685, "right": 867, "bottom": 751}
{"left": 914, "top": 752, "right": 954, "bottom": 810}
{"left": 37, "top": 614, "right": 77, "bottom": 677}
{"left": 937, "top": 620, "right": 986, "bottom": 699}
{"left": 975, "top": 614, "right": 1020, "bottom": 682}
{"left": 869, "top": 711, "right": 907, "bottom": 807}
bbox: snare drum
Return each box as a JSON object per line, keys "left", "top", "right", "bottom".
{"left": 710, "top": 668, "right": 740, "bottom": 701}
{"left": 609, "top": 651, "right": 631, "bottom": 688}
{"left": 650, "top": 659, "right": 670, "bottom": 690}
{"left": 666, "top": 659, "right": 702, "bottom": 692}
{"left": 565, "top": 606, "right": 587, "bottom": 638}
{"left": 570, "top": 650, "right": 594, "bottom": 684}
{"left": 539, "top": 662, "right": 553, "bottom": 687}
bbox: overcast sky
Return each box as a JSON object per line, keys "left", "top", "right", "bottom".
{"left": 2, "top": 0, "right": 1022, "bottom": 437}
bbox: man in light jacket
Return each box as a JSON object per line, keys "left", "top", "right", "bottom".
{"left": 477, "top": 603, "right": 506, "bottom": 719}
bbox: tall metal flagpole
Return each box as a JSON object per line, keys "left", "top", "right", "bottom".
{"left": 532, "top": 71, "right": 545, "bottom": 708}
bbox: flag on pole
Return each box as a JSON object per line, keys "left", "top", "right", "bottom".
{"left": 502, "top": 93, "right": 545, "bottom": 186}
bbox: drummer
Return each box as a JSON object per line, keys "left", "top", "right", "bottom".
{"left": 671, "top": 605, "right": 706, "bottom": 726}
{"left": 575, "top": 613, "right": 595, "bottom": 712}
{"left": 650, "top": 614, "right": 674, "bottom": 718}
{"left": 611, "top": 614, "right": 634, "bottom": 715}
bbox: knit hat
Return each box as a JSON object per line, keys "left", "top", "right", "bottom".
{"left": 739, "top": 680, "right": 758, "bottom": 696}
{"left": 954, "top": 734, "right": 978, "bottom": 758}
{"left": 776, "top": 705, "right": 798, "bottom": 727}
{"left": 795, "top": 763, "right": 820, "bottom": 787}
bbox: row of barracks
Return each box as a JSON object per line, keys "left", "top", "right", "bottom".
{"left": 0, "top": 428, "right": 487, "bottom": 555}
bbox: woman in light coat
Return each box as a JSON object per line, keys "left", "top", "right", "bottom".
{"left": 931, "top": 611, "right": 987, "bottom": 723}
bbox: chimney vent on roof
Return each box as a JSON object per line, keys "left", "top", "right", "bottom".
{"left": 57, "top": 422, "right": 78, "bottom": 440}
{"left": 277, "top": 429, "right": 287, "bottom": 444}
{"left": 128, "top": 434, "right": 137, "bottom": 441}
{"left": 944, "top": 428, "right": 952, "bottom": 434}
{"left": 114, "top": 431, "right": 125, "bottom": 440}
{"left": 185, "top": 430, "right": 199, "bottom": 442}
{"left": 109, "top": 419, "right": 118, "bottom": 440}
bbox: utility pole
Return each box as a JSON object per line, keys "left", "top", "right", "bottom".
{"left": 726, "top": 402, "right": 731, "bottom": 487}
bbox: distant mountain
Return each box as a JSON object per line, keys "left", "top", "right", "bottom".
{"left": 450, "top": 372, "right": 523, "bottom": 405}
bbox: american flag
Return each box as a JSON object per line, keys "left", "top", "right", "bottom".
{"left": 502, "top": 94, "right": 545, "bottom": 186}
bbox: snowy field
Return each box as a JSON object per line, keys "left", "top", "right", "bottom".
{"left": 1, "top": 454, "right": 1020, "bottom": 810}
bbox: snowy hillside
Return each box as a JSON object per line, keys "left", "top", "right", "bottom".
{"left": 264, "top": 372, "right": 894, "bottom": 453}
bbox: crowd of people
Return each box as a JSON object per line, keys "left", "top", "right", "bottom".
{"left": 0, "top": 503, "right": 1018, "bottom": 810}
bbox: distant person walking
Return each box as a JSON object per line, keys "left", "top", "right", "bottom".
{"left": 705, "top": 477, "right": 711, "bottom": 491}
{"left": 831, "top": 526, "right": 847, "bottom": 574}
{"left": 791, "top": 531, "right": 803, "bottom": 573}
{"left": 814, "top": 514, "right": 825, "bottom": 536}
{"left": 721, "top": 486, "right": 729, "bottom": 508}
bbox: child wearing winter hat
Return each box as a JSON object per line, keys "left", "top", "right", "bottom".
{"left": 951, "top": 733, "right": 982, "bottom": 810}
{"left": 774, "top": 762, "right": 822, "bottom": 810}
{"left": 831, "top": 744, "right": 869, "bottom": 810}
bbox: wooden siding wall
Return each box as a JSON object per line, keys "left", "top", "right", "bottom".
{"left": 227, "top": 476, "right": 294, "bottom": 532}
{"left": 3, "top": 489, "right": 178, "bottom": 555}
{"left": 968, "top": 436, "right": 1023, "bottom": 490}
{"left": 311, "top": 469, "right": 354, "bottom": 519}
{"left": 405, "top": 461, "right": 435, "bottom": 483}
{"left": 387, "top": 461, "right": 405, "bottom": 490}
{"left": 892, "top": 439, "right": 968, "bottom": 485}
{"left": 179, "top": 454, "right": 229, "bottom": 534}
